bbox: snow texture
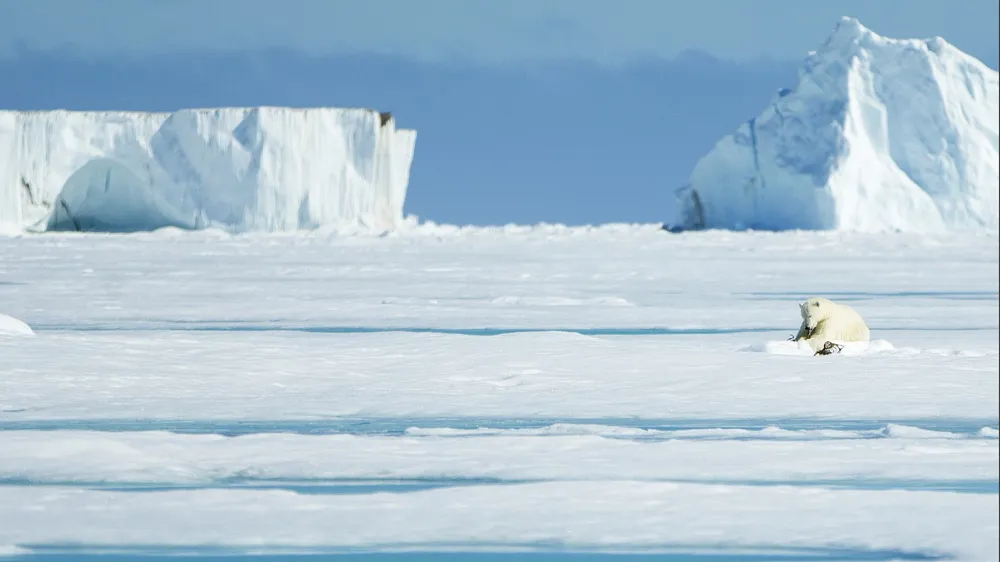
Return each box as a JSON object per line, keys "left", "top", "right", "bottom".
{"left": 1, "top": 229, "right": 996, "bottom": 423}
{"left": 0, "top": 107, "right": 416, "bottom": 233}
{"left": 0, "top": 227, "right": 997, "bottom": 559}
{"left": 673, "top": 17, "right": 1000, "bottom": 233}
{"left": 0, "top": 484, "right": 996, "bottom": 561}
{"left": 1, "top": 428, "right": 995, "bottom": 485}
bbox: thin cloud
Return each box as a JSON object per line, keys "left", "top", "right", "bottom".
{"left": 1, "top": 0, "right": 996, "bottom": 65}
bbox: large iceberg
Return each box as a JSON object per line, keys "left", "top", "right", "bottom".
{"left": 0, "top": 107, "right": 416, "bottom": 233}
{"left": 671, "top": 17, "right": 999, "bottom": 233}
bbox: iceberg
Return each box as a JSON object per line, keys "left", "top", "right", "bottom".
{"left": 671, "top": 17, "right": 999, "bottom": 233}
{"left": 0, "top": 107, "right": 416, "bottom": 233}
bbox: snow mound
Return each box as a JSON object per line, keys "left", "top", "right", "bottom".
{"left": 0, "top": 313, "right": 34, "bottom": 336}
{"left": 882, "top": 423, "right": 965, "bottom": 439}
{"left": 0, "top": 107, "right": 416, "bottom": 233}
{"left": 490, "top": 295, "right": 634, "bottom": 307}
{"left": 405, "top": 423, "right": 665, "bottom": 438}
{"left": 672, "top": 17, "right": 999, "bottom": 233}
{"left": 741, "top": 338, "right": 894, "bottom": 355}
{"left": 404, "top": 423, "right": 992, "bottom": 440}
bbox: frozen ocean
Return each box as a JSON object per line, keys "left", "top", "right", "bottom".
{"left": 0, "top": 226, "right": 997, "bottom": 560}
{"left": 1, "top": 15, "right": 998, "bottom": 561}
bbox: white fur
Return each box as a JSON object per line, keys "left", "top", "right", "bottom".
{"left": 793, "top": 297, "right": 871, "bottom": 352}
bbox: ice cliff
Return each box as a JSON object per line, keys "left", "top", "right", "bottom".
{"left": 0, "top": 107, "right": 416, "bottom": 233}
{"left": 672, "top": 17, "right": 999, "bottom": 232}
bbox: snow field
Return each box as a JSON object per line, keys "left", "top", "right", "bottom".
{"left": 0, "top": 228, "right": 997, "bottom": 559}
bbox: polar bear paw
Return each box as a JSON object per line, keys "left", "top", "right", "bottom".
{"left": 813, "top": 341, "right": 844, "bottom": 356}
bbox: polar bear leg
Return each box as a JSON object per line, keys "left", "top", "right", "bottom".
{"left": 802, "top": 319, "right": 841, "bottom": 352}
{"left": 791, "top": 320, "right": 812, "bottom": 342}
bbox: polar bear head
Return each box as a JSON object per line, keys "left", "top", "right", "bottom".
{"left": 799, "top": 297, "right": 836, "bottom": 330}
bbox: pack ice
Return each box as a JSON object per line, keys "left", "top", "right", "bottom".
{"left": 0, "top": 107, "right": 416, "bottom": 233}
{"left": 673, "top": 17, "right": 999, "bottom": 233}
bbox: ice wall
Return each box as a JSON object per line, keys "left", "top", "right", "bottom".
{"left": 671, "top": 17, "right": 999, "bottom": 233}
{"left": 0, "top": 107, "right": 417, "bottom": 233}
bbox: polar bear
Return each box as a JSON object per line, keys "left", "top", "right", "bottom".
{"left": 792, "top": 297, "right": 871, "bottom": 354}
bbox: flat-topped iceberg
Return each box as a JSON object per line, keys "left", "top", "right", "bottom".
{"left": 0, "top": 107, "right": 416, "bottom": 233}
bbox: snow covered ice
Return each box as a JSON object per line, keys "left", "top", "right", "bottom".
{"left": 0, "top": 226, "right": 997, "bottom": 560}
{"left": 0, "top": 14, "right": 998, "bottom": 562}
{"left": 672, "top": 17, "right": 1000, "bottom": 233}
{"left": 0, "top": 107, "right": 416, "bottom": 234}
{"left": 0, "top": 313, "right": 33, "bottom": 337}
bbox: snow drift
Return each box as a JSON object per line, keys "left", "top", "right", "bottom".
{"left": 0, "top": 313, "right": 33, "bottom": 337}
{"left": 671, "top": 17, "right": 999, "bottom": 233}
{"left": 0, "top": 107, "right": 416, "bottom": 233}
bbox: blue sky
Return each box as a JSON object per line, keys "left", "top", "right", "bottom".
{"left": 3, "top": 0, "right": 997, "bottom": 64}
{"left": 2, "top": 1, "right": 998, "bottom": 226}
